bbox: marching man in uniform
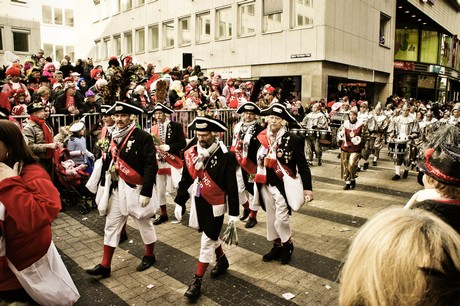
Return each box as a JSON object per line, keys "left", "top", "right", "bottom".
{"left": 174, "top": 116, "right": 239, "bottom": 301}
{"left": 230, "top": 102, "right": 263, "bottom": 228}
{"left": 366, "top": 102, "right": 389, "bottom": 167}
{"left": 301, "top": 102, "right": 328, "bottom": 166}
{"left": 86, "top": 101, "right": 159, "bottom": 278}
{"left": 149, "top": 103, "right": 186, "bottom": 225}
{"left": 254, "top": 103, "right": 313, "bottom": 265}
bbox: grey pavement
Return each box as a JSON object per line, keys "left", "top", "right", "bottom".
{"left": 51, "top": 147, "right": 421, "bottom": 306}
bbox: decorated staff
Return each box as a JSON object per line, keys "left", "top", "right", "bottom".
{"left": 254, "top": 103, "right": 313, "bottom": 265}
{"left": 337, "top": 106, "right": 365, "bottom": 190}
{"left": 230, "top": 102, "right": 264, "bottom": 228}
{"left": 86, "top": 101, "right": 159, "bottom": 278}
{"left": 174, "top": 116, "right": 239, "bottom": 301}
{"left": 149, "top": 103, "right": 186, "bottom": 225}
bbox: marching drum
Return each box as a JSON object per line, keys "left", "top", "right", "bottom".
{"left": 306, "top": 129, "right": 318, "bottom": 138}
{"left": 388, "top": 141, "right": 408, "bottom": 155}
{"left": 318, "top": 130, "right": 332, "bottom": 145}
{"left": 291, "top": 128, "right": 307, "bottom": 138}
{"left": 330, "top": 112, "right": 349, "bottom": 128}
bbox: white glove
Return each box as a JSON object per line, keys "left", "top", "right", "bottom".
{"left": 159, "top": 144, "right": 170, "bottom": 152}
{"left": 174, "top": 204, "right": 183, "bottom": 221}
{"left": 139, "top": 195, "right": 151, "bottom": 208}
{"left": 228, "top": 215, "right": 239, "bottom": 225}
{"left": 84, "top": 150, "right": 95, "bottom": 160}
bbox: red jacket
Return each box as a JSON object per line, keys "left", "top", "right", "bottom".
{"left": 0, "top": 164, "right": 61, "bottom": 291}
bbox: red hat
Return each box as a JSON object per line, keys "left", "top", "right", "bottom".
{"left": 6, "top": 67, "right": 21, "bottom": 77}
{"left": 90, "top": 68, "right": 102, "bottom": 79}
{"left": 419, "top": 145, "right": 460, "bottom": 186}
{"left": 11, "top": 104, "right": 26, "bottom": 116}
{"left": 267, "top": 87, "right": 275, "bottom": 94}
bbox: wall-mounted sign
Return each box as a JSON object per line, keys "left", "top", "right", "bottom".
{"left": 290, "top": 54, "right": 311, "bottom": 59}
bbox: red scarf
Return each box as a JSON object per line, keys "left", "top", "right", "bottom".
{"left": 29, "top": 115, "right": 54, "bottom": 158}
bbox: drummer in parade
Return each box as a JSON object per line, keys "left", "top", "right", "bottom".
{"left": 356, "top": 101, "right": 372, "bottom": 171}
{"left": 301, "top": 102, "right": 329, "bottom": 166}
{"left": 387, "top": 103, "right": 420, "bottom": 180}
{"left": 366, "top": 102, "right": 389, "bottom": 167}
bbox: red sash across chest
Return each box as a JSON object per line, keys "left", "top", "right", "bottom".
{"left": 184, "top": 146, "right": 226, "bottom": 205}
{"left": 150, "top": 125, "right": 184, "bottom": 174}
{"left": 110, "top": 127, "right": 143, "bottom": 185}
{"left": 230, "top": 129, "right": 257, "bottom": 174}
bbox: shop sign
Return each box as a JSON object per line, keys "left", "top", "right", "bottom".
{"left": 394, "top": 61, "right": 415, "bottom": 70}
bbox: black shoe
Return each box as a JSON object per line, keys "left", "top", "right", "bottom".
{"left": 184, "top": 275, "right": 202, "bottom": 300}
{"left": 350, "top": 180, "right": 356, "bottom": 189}
{"left": 402, "top": 170, "right": 409, "bottom": 179}
{"left": 86, "top": 264, "right": 111, "bottom": 278}
{"left": 245, "top": 218, "right": 258, "bottom": 228}
{"left": 411, "top": 163, "right": 416, "bottom": 170}
{"left": 318, "top": 159, "right": 322, "bottom": 166}
{"left": 343, "top": 183, "right": 351, "bottom": 190}
{"left": 262, "top": 244, "right": 283, "bottom": 262}
{"left": 153, "top": 215, "right": 168, "bottom": 225}
{"left": 392, "top": 174, "right": 401, "bottom": 180}
{"left": 337, "top": 153, "right": 341, "bottom": 159}
{"left": 356, "top": 166, "right": 361, "bottom": 172}
{"left": 210, "top": 255, "right": 229, "bottom": 278}
{"left": 280, "top": 242, "right": 294, "bottom": 265}
{"left": 240, "top": 209, "right": 250, "bottom": 221}
{"left": 307, "top": 161, "right": 313, "bottom": 166}
{"left": 136, "top": 255, "right": 156, "bottom": 272}
{"left": 363, "top": 162, "right": 369, "bottom": 170}
{"left": 119, "top": 232, "right": 128, "bottom": 244}
{"left": 372, "top": 161, "right": 377, "bottom": 166}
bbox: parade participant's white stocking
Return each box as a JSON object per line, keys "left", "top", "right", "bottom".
{"left": 395, "top": 165, "right": 401, "bottom": 175}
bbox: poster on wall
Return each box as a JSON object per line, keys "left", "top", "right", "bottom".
{"left": 395, "top": 29, "right": 419, "bottom": 62}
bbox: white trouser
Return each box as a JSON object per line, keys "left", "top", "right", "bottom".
{"left": 260, "top": 184, "right": 291, "bottom": 243}
{"left": 104, "top": 190, "right": 157, "bottom": 247}
{"left": 156, "top": 174, "right": 176, "bottom": 205}
{"left": 199, "top": 232, "right": 222, "bottom": 263}
{"left": 236, "top": 167, "right": 259, "bottom": 211}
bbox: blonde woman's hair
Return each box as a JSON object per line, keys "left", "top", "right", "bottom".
{"left": 339, "top": 208, "right": 460, "bottom": 306}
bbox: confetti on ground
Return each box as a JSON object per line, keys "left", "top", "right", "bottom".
{"left": 129, "top": 240, "right": 134, "bottom": 244}
{"left": 325, "top": 285, "right": 332, "bottom": 290}
{"left": 82, "top": 217, "right": 88, "bottom": 221}
{"left": 282, "top": 292, "right": 295, "bottom": 300}
{"left": 171, "top": 221, "right": 181, "bottom": 224}
{"left": 340, "top": 228, "right": 351, "bottom": 232}
{"left": 146, "top": 284, "right": 155, "bottom": 289}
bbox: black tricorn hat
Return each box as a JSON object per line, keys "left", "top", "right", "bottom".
{"left": 27, "top": 101, "right": 46, "bottom": 114}
{"left": 260, "top": 103, "right": 296, "bottom": 122}
{"left": 106, "top": 101, "right": 144, "bottom": 115}
{"left": 188, "top": 116, "right": 227, "bottom": 132}
{"left": 148, "top": 103, "right": 174, "bottom": 116}
{"left": 418, "top": 144, "right": 460, "bottom": 186}
{"left": 236, "top": 102, "right": 261, "bottom": 115}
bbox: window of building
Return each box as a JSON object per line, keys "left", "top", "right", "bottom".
{"left": 163, "top": 20, "right": 175, "bottom": 48}
{"left": 135, "top": 28, "right": 145, "bottom": 53}
{"left": 196, "top": 12, "right": 211, "bottom": 43}
{"left": 54, "top": 8, "right": 63, "bottom": 25}
{"left": 66, "top": 45, "right": 74, "bottom": 63}
{"left": 136, "top": 0, "right": 145, "bottom": 6}
{"left": 110, "top": 0, "right": 121, "bottom": 15}
{"left": 124, "top": 31, "right": 133, "bottom": 54}
{"left": 420, "top": 30, "right": 439, "bottom": 64}
{"left": 217, "top": 7, "right": 232, "bottom": 39}
{"left": 94, "top": 40, "right": 101, "bottom": 60}
{"left": 11, "top": 0, "right": 27, "bottom": 4}
{"left": 102, "top": 0, "right": 109, "bottom": 19}
{"left": 103, "top": 37, "right": 110, "bottom": 59}
{"left": 12, "top": 29, "right": 29, "bottom": 52}
{"left": 291, "top": 0, "right": 313, "bottom": 28}
{"left": 56, "top": 45, "right": 64, "bottom": 61}
{"left": 42, "top": 5, "right": 52, "bottom": 24}
{"left": 379, "top": 13, "right": 390, "bottom": 46}
{"left": 149, "top": 24, "right": 159, "bottom": 50}
{"left": 0, "top": 28, "right": 3, "bottom": 50}
{"left": 238, "top": 2, "right": 255, "bottom": 36}
{"left": 179, "top": 17, "right": 191, "bottom": 46}
{"left": 122, "top": 0, "right": 132, "bottom": 11}
{"left": 263, "top": 0, "right": 283, "bottom": 33}
{"left": 43, "top": 43, "right": 53, "bottom": 58}
{"left": 93, "top": 2, "right": 101, "bottom": 22}
{"left": 114, "top": 35, "right": 121, "bottom": 55}
{"left": 65, "top": 9, "right": 74, "bottom": 27}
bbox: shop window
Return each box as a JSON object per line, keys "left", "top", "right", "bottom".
{"left": 420, "top": 30, "right": 438, "bottom": 64}
{"left": 395, "top": 28, "right": 418, "bottom": 62}
{"left": 12, "top": 29, "right": 29, "bottom": 52}
{"left": 196, "top": 12, "right": 211, "bottom": 43}
{"left": 149, "top": 24, "right": 159, "bottom": 50}
{"left": 179, "top": 17, "right": 191, "bottom": 46}
{"left": 263, "top": 0, "right": 283, "bottom": 33}
{"left": 379, "top": 13, "right": 390, "bottom": 46}
{"left": 239, "top": 2, "right": 255, "bottom": 36}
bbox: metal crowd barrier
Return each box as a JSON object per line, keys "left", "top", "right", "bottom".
{"left": 12, "top": 109, "right": 239, "bottom": 152}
